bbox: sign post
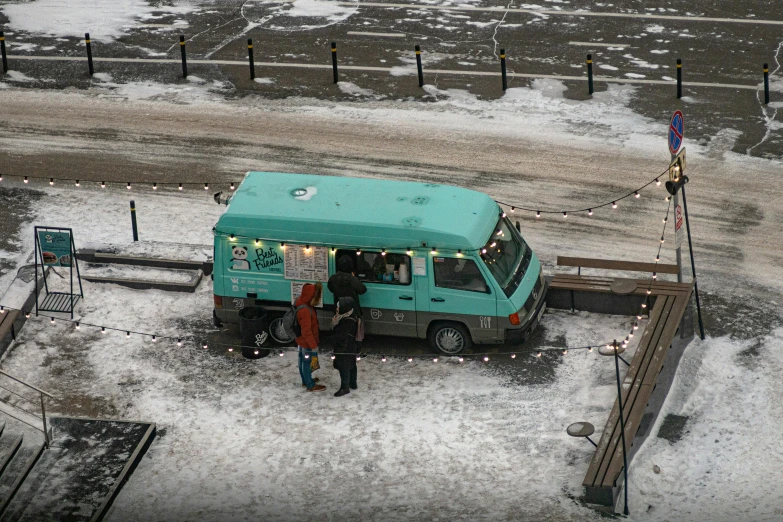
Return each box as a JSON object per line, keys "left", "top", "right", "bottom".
{"left": 34, "top": 226, "right": 83, "bottom": 319}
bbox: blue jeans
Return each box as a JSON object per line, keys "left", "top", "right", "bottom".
{"left": 298, "top": 346, "right": 317, "bottom": 389}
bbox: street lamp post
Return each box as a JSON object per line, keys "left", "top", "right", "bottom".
{"left": 599, "top": 340, "right": 630, "bottom": 515}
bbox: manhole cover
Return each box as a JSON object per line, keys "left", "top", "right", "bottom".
{"left": 242, "top": 0, "right": 359, "bottom": 32}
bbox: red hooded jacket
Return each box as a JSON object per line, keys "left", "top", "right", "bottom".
{"left": 295, "top": 284, "right": 320, "bottom": 349}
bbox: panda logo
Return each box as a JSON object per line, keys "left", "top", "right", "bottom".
{"left": 231, "top": 246, "right": 250, "bottom": 270}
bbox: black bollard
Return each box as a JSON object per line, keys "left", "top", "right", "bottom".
{"left": 248, "top": 38, "right": 255, "bottom": 80}
{"left": 331, "top": 41, "right": 338, "bottom": 84}
{"left": 587, "top": 54, "right": 594, "bottom": 95}
{"left": 515, "top": 221, "right": 521, "bottom": 232}
{"left": 500, "top": 48, "right": 507, "bottom": 91}
{"left": 0, "top": 31, "right": 7, "bottom": 74}
{"left": 676, "top": 58, "right": 682, "bottom": 99}
{"left": 415, "top": 44, "right": 424, "bottom": 88}
{"left": 764, "top": 63, "right": 770, "bottom": 105}
{"left": 85, "top": 33, "right": 94, "bottom": 76}
{"left": 130, "top": 201, "right": 139, "bottom": 241}
{"left": 179, "top": 35, "right": 187, "bottom": 78}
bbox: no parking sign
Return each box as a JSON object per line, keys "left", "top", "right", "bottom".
{"left": 669, "top": 110, "right": 684, "bottom": 156}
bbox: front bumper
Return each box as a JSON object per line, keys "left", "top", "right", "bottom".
{"left": 505, "top": 280, "right": 548, "bottom": 345}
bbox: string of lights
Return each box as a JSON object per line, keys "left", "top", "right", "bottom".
{"left": 615, "top": 197, "right": 674, "bottom": 352}
{"left": 1, "top": 167, "right": 671, "bottom": 220}
{"left": 2, "top": 304, "right": 624, "bottom": 361}
{"left": 0, "top": 172, "right": 238, "bottom": 192}
{"left": 495, "top": 168, "right": 670, "bottom": 217}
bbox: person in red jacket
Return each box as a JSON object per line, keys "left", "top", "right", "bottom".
{"left": 296, "top": 283, "right": 326, "bottom": 392}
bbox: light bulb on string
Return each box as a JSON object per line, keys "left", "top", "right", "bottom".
{"left": 356, "top": 355, "right": 361, "bottom": 361}
{"left": 612, "top": 202, "right": 617, "bottom": 209}
{"left": 665, "top": 196, "right": 671, "bottom": 202}
{"left": 304, "top": 353, "right": 309, "bottom": 359}
{"left": 254, "top": 349, "right": 259, "bottom": 355}
{"left": 433, "top": 357, "right": 438, "bottom": 363}
{"left": 228, "top": 347, "right": 234, "bottom": 352}
{"left": 536, "top": 211, "right": 541, "bottom": 218}
{"left": 305, "top": 245, "right": 311, "bottom": 253}
{"left": 279, "top": 350, "right": 284, "bottom": 357}
{"left": 153, "top": 183, "right": 157, "bottom": 190}
{"left": 49, "top": 178, "right": 54, "bottom": 186}
{"left": 407, "top": 357, "right": 413, "bottom": 363}
{"left": 641, "top": 303, "right": 647, "bottom": 309}
{"left": 75, "top": 322, "right": 80, "bottom": 329}
{"left": 652, "top": 272, "right": 657, "bottom": 280}
{"left": 655, "top": 256, "right": 660, "bottom": 262}
{"left": 75, "top": 180, "right": 80, "bottom": 187}
{"left": 202, "top": 342, "right": 208, "bottom": 349}
{"left": 126, "top": 331, "right": 131, "bottom": 338}
{"left": 510, "top": 353, "right": 516, "bottom": 359}
{"left": 101, "top": 327, "right": 106, "bottom": 334}
{"left": 230, "top": 182, "right": 235, "bottom": 191}
{"left": 406, "top": 248, "right": 413, "bottom": 256}
{"left": 381, "top": 249, "right": 386, "bottom": 256}
{"left": 25, "top": 311, "right": 31, "bottom": 318}
{"left": 177, "top": 338, "right": 182, "bottom": 347}
{"left": 634, "top": 191, "right": 640, "bottom": 199}
{"left": 588, "top": 209, "right": 593, "bottom": 216}
{"left": 483, "top": 356, "right": 489, "bottom": 362}
{"left": 24, "top": 177, "right": 29, "bottom": 184}
{"left": 656, "top": 178, "right": 661, "bottom": 186}
{"left": 127, "top": 182, "right": 131, "bottom": 190}
{"left": 511, "top": 207, "right": 515, "bottom": 213}
{"left": 50, "top": 317, "right": 55, "bottom": 324}
{"left": 204, "top": 183, "right": 209, "bottom": 190}
{"left": 563, "top": 212, "right": 567, "bottom": 218}
{"left": 458, "top": 356, "right": 464, "bottom": 363}
{"left": 101, "top": 181, "right": 105, "bottom": 188}
{"left": 501, "top": 212, "right": 506, "bottom": 218}
{"left": 178, "top": 183, "right": 183, "bottom": 191}
{"left": 152, "top": 335, "right": 157, "bottom": 342}
{"left": 356, "top": 248, "right": 361, "bottom": 256}
{"left": 633, "top": 323, "right": 639, "bottom": 330}
{"left": 588, "top": 346, "right": 593, "bottom": 352}
{"left": 562, "top": 349, "right": 568, "bottom": 355}
{"left": 330, "top": 354, "right": 336, "bottom": 360}
{"left": 536, "top": 351, "right": 542, "bottom": 358}
{"left": 381, "top": 355, "right": 387, "bottom": 362}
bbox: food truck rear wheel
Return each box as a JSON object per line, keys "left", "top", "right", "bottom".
{"left": 428, "top": 322, "right": 472, "bottom": 355}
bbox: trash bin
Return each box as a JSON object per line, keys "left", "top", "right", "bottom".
{"left": 239, "top": 307, "right": 271, "bottom": 359}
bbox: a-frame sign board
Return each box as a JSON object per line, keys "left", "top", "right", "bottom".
{"left": 34, "top": 226, "right": 83, "bottom": 319}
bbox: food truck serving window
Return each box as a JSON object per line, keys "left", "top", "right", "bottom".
{"left": 481, "top": 217, "right": 532, "bottom": 297}
{"left": 335, "top": 250, "right": 412, "bottom": 285}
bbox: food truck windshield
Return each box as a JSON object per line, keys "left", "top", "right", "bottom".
{"left": 480, "top": 216, "right": 532, "bottom": 297}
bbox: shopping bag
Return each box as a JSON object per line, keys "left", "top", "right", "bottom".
{"left": 310, "top": 354, "right": 320, "bottom": 372}
{"left": 355, "top": 318, "right": 365, "bottom": 342}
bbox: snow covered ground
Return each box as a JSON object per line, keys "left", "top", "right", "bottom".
{"left": 0, "top": 17, "right": 782, "bottom": 517}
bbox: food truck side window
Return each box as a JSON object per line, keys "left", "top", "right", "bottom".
{"left": 335, "top": 249, "right": 411, "bottom": 285}
{"left": 433, "top": 257, "right": 490, "bottom": 293}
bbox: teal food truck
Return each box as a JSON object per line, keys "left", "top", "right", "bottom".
{"left": 213, "top": 172, "right": 546, "bottom": 355}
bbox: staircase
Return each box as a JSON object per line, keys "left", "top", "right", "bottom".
{"left": 0, "top": 372, "right": 155, "bottom": 521}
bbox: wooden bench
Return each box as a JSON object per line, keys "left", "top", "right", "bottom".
{"left": 582, "top": 283, "right": 693, "bottom": 505}
{"left": 0, "top": 310, "right": 21, "bottom": 354}
{"left": 546, "top": 257, "right": 694, "bottom": 507}
{"left": 557, "top": 256, "right": 680, "bottom": 276}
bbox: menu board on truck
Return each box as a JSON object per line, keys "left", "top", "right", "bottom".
{"left": 284, "top": 245, "right": 329, "bottom": 282}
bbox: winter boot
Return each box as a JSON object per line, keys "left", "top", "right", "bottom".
{"left": 334, "top": 388, "right": 350, "bottom": 397}
{"left": 307, "top": 384, "right": 326, "bottom": 392}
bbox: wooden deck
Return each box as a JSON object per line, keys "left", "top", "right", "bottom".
{"left": 550, "top": 273, "right": 694, "bottom": 506}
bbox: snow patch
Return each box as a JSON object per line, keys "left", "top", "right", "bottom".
{"left": 645, "top": 24, "right": 665, "bottom": 34}
{"left": 253, "top": 77, "right": 275, "bottom": 85}
{"left": 338, "top": 82, "right": 375, "bottom": 97}
{"left": 1, "top": 0, "right": 194, "bottom": 42}
{"left": 600, "top": 64, "right": 619, "bottom": 71}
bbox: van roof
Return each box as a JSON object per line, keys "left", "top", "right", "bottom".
{"left": 215, "top": 172, "right": 501, "bottom": 251}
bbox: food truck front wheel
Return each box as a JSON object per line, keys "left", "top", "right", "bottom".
{"left": 428, "top": 322, "right": 472, "bottom": 355}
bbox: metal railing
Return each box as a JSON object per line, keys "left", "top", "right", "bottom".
{"left": 0, "top": 370, "right": 57, "bottom": 447}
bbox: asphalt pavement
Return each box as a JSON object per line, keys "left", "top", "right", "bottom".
{"left": 1, "top": 0, "right": 783, "bottom": 157}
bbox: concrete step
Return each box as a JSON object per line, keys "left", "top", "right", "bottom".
{"left": 0, "top": 403, "right": 44, "bottom": 437}
{"left": 0, "top": 432, "right": 21, "bottom": 478}
{"left": 79, "top": 262, "right": 203, "bottom": 293}
{"left": 75, "top": 242, "right": 213, "bottom": 276}
{"left": 0, "top": 436, "right": 45, "bottom": 516}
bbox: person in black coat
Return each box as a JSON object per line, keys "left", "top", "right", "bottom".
{"left": 331, "top": 297, "right": 360, "bottom": 397}
{"left": 328, "top": 255, "right": 367, "bottom": 319}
